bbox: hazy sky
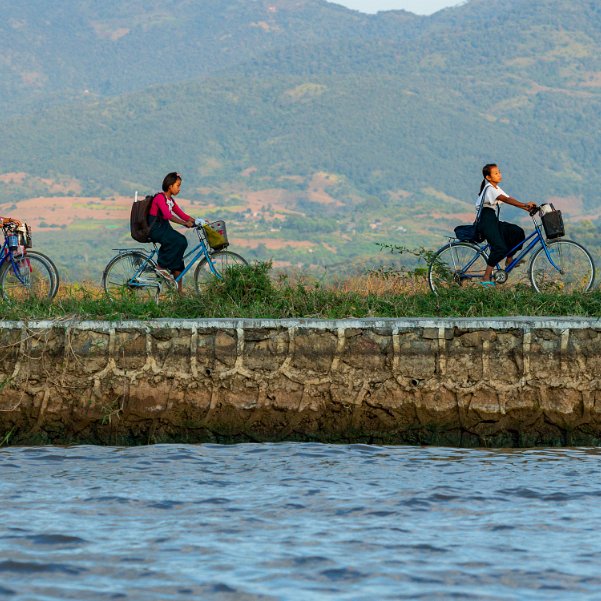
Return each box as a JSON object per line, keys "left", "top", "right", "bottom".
{"left": 330, "top": 0, "right": 464, "bottom": 15}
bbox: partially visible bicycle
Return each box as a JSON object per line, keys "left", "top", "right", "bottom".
{"left": 428, "top": 205, "right": 595, "bottom": 294}
{"left": 102, "top": 220, "right": 247, "bottom": 301}
{"left": 0, "top": 222, "right": 60, "bottom": 300}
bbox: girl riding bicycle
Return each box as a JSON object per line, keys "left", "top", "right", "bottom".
{"left": 148, "top": 172, "right": 206, "bottom": 292}
{"left": 477, "top": 164, "right": 537, "bottom": 285}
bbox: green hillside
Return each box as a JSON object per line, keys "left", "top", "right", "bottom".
{"left": 0, "top": 0, "right": 600, "bottom": 280}
{"left": 0, "top": 0, "right": 399, "bottom": 116}
{"left": 4, "top": 71, "right": 598, "bottom": 202}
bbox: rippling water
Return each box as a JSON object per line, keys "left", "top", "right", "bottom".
{"left": 1, "top": 444, "right": 601, "bottom": 600}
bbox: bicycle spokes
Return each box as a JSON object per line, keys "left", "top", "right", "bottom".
{"left": 529, "top": 240, "right": 595, "bottom": 293}
{"left": 428, "top": 242, "right": 488, "bottom": 292}
{"left": 0, "top": 255, "right": 54, "bottom": 300}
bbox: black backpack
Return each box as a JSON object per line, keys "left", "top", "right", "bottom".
{"left": 453, "top": 184, "right": 492, "bottom": 243}
{"left": 130, "top": 193, "right": 157, "bottom": 243}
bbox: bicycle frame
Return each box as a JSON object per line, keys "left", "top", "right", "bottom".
{"left": 449, "top": 212, "right": 563, "bottom": 280}
{"left": 114, "top": 227, "right": 222, "bottom": 287}
{"left": 178, "top": 229, "right": 222, "bottom": 282}
{"left": 0, "top": 235, "right": 31, "bottom": 286}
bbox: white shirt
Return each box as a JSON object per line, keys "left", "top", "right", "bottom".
{"left": 476, "top": 184, "right": 508, "bottom": 211}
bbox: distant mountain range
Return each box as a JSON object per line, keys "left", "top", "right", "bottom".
{"left": 0, "top": 0, "right": 600, "bottom": 277}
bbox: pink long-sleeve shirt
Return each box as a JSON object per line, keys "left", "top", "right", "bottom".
{"left": 149, "top": 193, "right": 191, "bottom": 222}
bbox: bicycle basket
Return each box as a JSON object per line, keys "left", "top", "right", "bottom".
{"left": 203, "top": 220, "right": 229, "bottom": 250}
{"left": 540, "top": 207, "right": 565, "bottom": 239}
{"left": 6, "top": 233, "right": 19, "bottom": 250}
{"left": 17, "top": 223, "right": 32, "bottom": 248}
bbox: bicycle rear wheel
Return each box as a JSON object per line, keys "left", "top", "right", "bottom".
{"left": 428, "top": 242, "right": 488, "bottom": 293}
{"left": 0, "top": 254, "right": 55, "bottom": 301}
{"left": 26, "top": 250, "right": 60, "bottom": 299}
{"left": 529, "top": 239, "right": 595, "bottom": 293}
{"left": 102, "top": 251, "right": 162, "bottom": 301}
{"left": 194, "top": 251, "right": 248, "bottom": 294}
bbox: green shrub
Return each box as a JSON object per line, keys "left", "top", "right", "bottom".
{"left": 206, "top": 261, "right": 274, "bottom": 305}
{"left": 0, "top": 260, "right": 600, "bottom": 320}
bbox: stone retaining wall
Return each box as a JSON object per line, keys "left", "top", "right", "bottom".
{"left": 1, "top": 318, "right": 601, "bottom": 447}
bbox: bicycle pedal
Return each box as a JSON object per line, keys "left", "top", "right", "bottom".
{"left": 493, "top": 270, "right": 508, "bottom": 284}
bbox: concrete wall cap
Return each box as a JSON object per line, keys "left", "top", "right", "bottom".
{"left": 1, "top": 317, "right": 601, "bottom": 332}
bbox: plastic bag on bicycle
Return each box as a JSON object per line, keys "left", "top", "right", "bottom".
{"left": 17, "top": 223, "right": 32, "bottom": 248}
{"left": 540, "top": 204, "right": 565, "bottom": 239}
{"left": 203, "top": 221, "right": 229, "bottom": 250}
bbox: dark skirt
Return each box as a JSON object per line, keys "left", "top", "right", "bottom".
{"left": 148, "top": 217, "right": 188, "bottom": 273}
{"left": 478, "top": 208, "right": 525, "bottom": 267}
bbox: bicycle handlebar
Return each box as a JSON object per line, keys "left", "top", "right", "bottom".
{"left": 529, "top": 205, "right": 540, "bottom": 217}
{"left": 2, "top": 222, "right": 19, "bottom": 230}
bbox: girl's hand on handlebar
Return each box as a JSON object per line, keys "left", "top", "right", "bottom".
{"left": 525, "top": 202, "right": 537, "bottom": 214}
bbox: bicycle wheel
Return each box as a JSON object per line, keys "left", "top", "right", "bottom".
{"left": 26, "top": 250, "right": 60, "bottom": 299}
{"left": 529, "top": 239, "right": 595, "bottom": 293}
{"left": 428, "top": 242, "right": 488, "bottom": 293}
{"left": 102, "top": 251, "right": 162, "bottom": 301}
{"left": 0, "top": 253, "right": 55, "bottom": 301}
{"left": 194, "top": 251, "right": 248, "bottom": 293}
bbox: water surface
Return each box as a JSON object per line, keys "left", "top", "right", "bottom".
{"left": 1, "top": 444, "right": 600, "bottom": 600}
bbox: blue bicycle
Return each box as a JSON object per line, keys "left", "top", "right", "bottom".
{"left": 0, "top": 223, "right": 59, "bottom": 300}
{"left": 428, "top": 206, "right": 595, "bottom": 293}
{"left": 102, "top": 221, "right": 247, "bottom": 301}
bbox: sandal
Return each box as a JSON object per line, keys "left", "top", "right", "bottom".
{"left": 480, "top": 281, "right": 496, "bottom": 287}
{"left": 155, "top": 266, "right": 175, "bottom": 283}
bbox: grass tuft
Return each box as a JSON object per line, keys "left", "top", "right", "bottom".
{"left": 0, "top": 262, "right": 599, "bottom": 320}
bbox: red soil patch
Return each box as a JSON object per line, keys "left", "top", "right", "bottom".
{"left": 0, "top": 172, "right": 82, "bottom": 195}
{"left": 307, "top": 172, "right": 344, "bottom": 207}
{"left": 39, "top": 178, "right": 82, "bottom": 195}
{"left": 0, "top": 172, "right": 28, "bottom": 184}
{"left": 232, "top": 237, "right": 316, "bottom": 250}
{"left": 547, "top": 196, "right": 583, "bottom": 215}
{"left": 245, "top": 189, "right": 297, "bottom": 214}
{"left": 579, "top": 72, "right": 601, "bottom": 88}
{"left": 1, "top": 196, "right": 131, "bottom": 228}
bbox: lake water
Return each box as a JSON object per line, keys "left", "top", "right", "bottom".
{"left": 1, "top": 444, "right": 600, "bottom": 600}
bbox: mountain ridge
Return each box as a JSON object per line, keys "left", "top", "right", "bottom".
{"left": 0, "top": 0, "right": 600, "bottom": 276}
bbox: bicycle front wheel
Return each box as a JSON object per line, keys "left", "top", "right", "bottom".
{"left": 194, "top": 251, "right": 248, "bottom": 294}
{"left": 529, "top": 239, "right": 595, "bottom": 293}
{"left": 428, "top": 242, "right": 488, "bottom": 293}
{"left": 102, "top": 251, "right": 160, "bottom": 301}
{"left": 26, "top": 250, "right": 60, "bottom": 299}
{"left": 0, "top": 254, "right": 55, "bottom": 301}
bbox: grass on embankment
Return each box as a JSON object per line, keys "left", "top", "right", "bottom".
{"left": 0, "top": 262, "right": 600, "bottom": 321}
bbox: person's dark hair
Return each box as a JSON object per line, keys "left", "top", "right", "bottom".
{"left": 479, "top": 163, "right": 497, "bottom": 194}
{"left": 162, "top": 172, "right": 182, "bottom": 192}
